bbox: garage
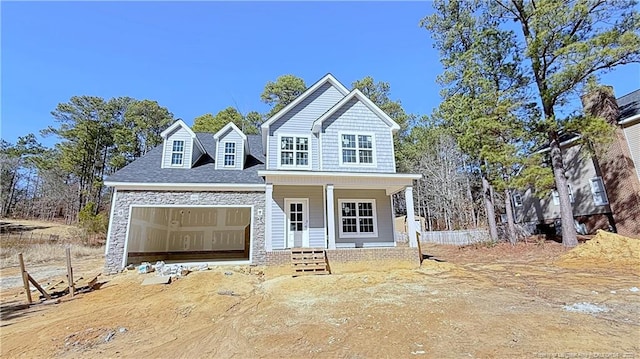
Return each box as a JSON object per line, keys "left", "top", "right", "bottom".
{"left": 124, "top": 205, "right": 252, "bottom": 265}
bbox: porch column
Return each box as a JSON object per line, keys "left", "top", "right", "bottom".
{"left": 265, "top": 183, "right": 273, "bottom": 251}
{"left": 326, "top": 184, "right": 336, "bottom": 249}
{"left": 405, "top": 186, "right": 418, "bottom": 247}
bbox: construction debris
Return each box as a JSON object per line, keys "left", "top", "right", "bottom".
{"left": 141, "top": 276, "right": 171, "bottom": 286}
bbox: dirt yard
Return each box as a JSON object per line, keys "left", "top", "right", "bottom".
{"left": 1, "top": 231, "right": 638, "bottom": 358}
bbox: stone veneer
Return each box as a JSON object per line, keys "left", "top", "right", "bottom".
{"left": 104, "top": 190, "right": 265, "bottom": 274}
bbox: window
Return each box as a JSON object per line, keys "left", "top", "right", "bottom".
{"left": 338, "top": 199, "right": 378, "bottom": 237}
{"left": 171, "top": 140, "right": 184, "bottom": 165}
{"left": 340, "top": 133, "right": 374, "bottom": 165}
{"left": 512, "top": 193, "right": 523, "bottom": 207}
{"left": 279, "top": 135, "right": 310, "bottom": 168}
{"left": 552, "top": 185, "right": 575, "bottom": 205}
{"left": 224, "top": 142, "right": 236, "bottom": 167}
{"left": 590, "top": 177, "right": 609, "bottom": 205}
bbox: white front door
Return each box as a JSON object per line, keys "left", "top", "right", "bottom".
{"left": 285, "top": 198, "right": 309, "bottom": 248}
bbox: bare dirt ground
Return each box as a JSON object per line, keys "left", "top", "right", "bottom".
{"left": 1, "top": 230, "right": 638, "bottom": 358}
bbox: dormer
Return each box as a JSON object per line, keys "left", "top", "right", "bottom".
{"left": 160, "top": 120, "right": 206, "bottom": 169}
{"left": 213, "top": 122, "right": 249, "bottom": 170}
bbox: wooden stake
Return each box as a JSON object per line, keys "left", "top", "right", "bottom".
{"left": 18, "top": 253, "right": 32, "bottom": 304}
{"left": 65, "top": 247, "right": 74, "bottom": 297}
{"left": 27, "top": 274, "right": 51, "bottom": 300}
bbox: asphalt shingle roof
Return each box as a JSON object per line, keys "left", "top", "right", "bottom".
{"left": 617, "top": 89, "right": 640, "bottom": 121}
{"left": 106, "top": 133, "right": 265, "bottom": 184}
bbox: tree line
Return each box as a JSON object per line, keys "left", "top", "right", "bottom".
{"left": 2, "top": 0, "right": 637, "bottom": 246}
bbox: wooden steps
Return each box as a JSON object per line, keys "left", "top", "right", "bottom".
{"left": 291, "top": 248, "right": 330, "bottom": 276}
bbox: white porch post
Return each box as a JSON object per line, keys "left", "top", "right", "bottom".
{"left": 265, "top": 183, "right": 273, "bottom": 251}
{"left": 405, "top": 186, "right": 418, "bottom": 247}
{"left": 326, "top": 184, "right": 336, "bottom": 249}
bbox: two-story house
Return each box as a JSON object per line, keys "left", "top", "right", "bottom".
{"left": 514, "top": 89, "right": 640, "bottom": 238}
{"left": 103, "top": 74, "right": 422, "bottom": 273}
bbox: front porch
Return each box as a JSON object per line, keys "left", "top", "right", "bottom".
{"left": 260, "top": 171, "right": 422, "bottom": 251}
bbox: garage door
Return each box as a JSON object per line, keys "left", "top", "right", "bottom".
{"left": 125, "top": 206, "right": 252, "bottom": 265}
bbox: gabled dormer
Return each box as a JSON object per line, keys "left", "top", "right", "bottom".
{"left": 160, "top": 120, "right": 206, "bottom": 169}
{"left": 213, "top": 122, "right": 249, "bottom": 170}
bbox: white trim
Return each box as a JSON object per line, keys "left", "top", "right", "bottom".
{"left": 589, "top": 176, "right": 609, "bottom": 206}
{"left": 223, "top": 142, "right": 236, "bottom": 167}
{"left": 390, "top": 128, "right": 397, "bottom": 171}
{"left": 265, "top": 184, "right": 273, "bottom": 251}
{"left": 337, "top": 199, "right": 378, "bottom": 238}
{"left": 160, "top": 119, "right": 206, "bottom": 153}
{"left": 311, "top": 89, "right": 401, "bottom": 134}
{"left": 284, "top": 198, "right": 309, "bottom": 248}
{"left": 338, "top": 131, "right": 377, "bottom": 167}
{"left": 214, "top": 122, "right": 247, "bottom": 141}
{"left": 326, "top": 184, "right": 336, "bottom": 249}
{"left": 618, "top": 113, "right": 640, "bottom": 126}
{"left": 389, "top": 194, "right": 397, "bottom": 245}
{"left": 104, "top": 188, "right": 118, "bottom": 256}
{"left": 512, "top": 192, "right": 523, "bottom": 207}
{"left": 319, "top": 131, "right": 323, "bottom": 171}
{"left": 258, "top": 170, "right": 421, "bottom": 180}
{"left": 276, "top": 133, "right": 312, "bottom": 170}
{"left": 405, "top": 186, "right": 417, "bottom": 247}
{"left": 535, "top": 135, "right": 581, "bottom": 154}
{"left": 121, "top": 204, "right": 255, "bottom": 269}
{"left": 170, "top": 139, "right": 185, "bottom": 166}
{"left": 104, "top": 182, "right": 266, "bottom": 191}
{"left": 261, "top": 74, "right": 350, "bottom": 152}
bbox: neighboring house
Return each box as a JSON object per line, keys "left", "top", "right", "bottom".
{"left": 515, "top": 89, "right": 640, "bottom": 238}
{"left": 103, "top": 74, "right": 422, "bottom": 273}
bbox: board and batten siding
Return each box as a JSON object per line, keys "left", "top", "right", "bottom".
{"left": 269, "top": 185, "right": 325, "bottom": 249}
{"left": 321, "top": 98, "right": 396, "bottom": 173}
{"left": 333, "top": 189, "right": 394, "bottom": 247}
{"left": 266, "top": 83, "right": 344, "bottom": 170}
{"left": 162, "top": 127, "right": 194, "bottom": 169}
{"left": 215, "top": 128, "right": 245, "bottom": 170}
{"left": 623, "top": 121, "right": 640, "bottom": 181}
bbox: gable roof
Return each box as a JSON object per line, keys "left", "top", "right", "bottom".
{"left": 617, "top": 89, "right": 640, "bottom": 125}
{"left": 311, "top": 88, "right": 401, "bottom": 133}
{"left": 161, "top": 119, "right": 206, "bottom": 153}
{"left": 214, "top": 122, "right": 249, "bottom": 153}
{"left": 105, "top": 134, "right": 265, "bottom": 186}
{"left": 260, "top": 73, "right": 350, "bottom": 146}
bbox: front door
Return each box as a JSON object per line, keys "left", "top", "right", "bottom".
{"left": 285, "top": 198, "right": 309, "bottom": 248}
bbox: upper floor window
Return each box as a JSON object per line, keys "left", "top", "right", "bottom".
{"left": 512, "top": 193, "right": 523, "bottom": 207}
{"left": 340, "top": 133, "right": 374, "bottom": 165}
{"left": 552, "top": 185, "right": 574, "bottom": 205}
{"left": 279, "top": 135, "right": 310, "bottom": 168}
{"left": 171, "top": 140, "right": 185, "bottom": 165}
{"left": 224, "top": 142, "right": 236, "bottom": 167}
{"left": 590, "top": 177, "right": 609, "bottom": 205}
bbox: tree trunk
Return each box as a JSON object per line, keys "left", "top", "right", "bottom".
{"left": 549, "top": 130, "right": 578, "bottom": 246}
{"left": 482, "top": 173, "right": 498, "bottom": 241}
{"left": 504, "top": 188, "right": 517, "bottom": 245}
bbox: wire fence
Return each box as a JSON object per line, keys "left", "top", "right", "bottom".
{"left": 0, "top": 231, "right": 105, "bottom": 247}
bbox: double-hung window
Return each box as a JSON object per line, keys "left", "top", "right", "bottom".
{"left": 171, "top": 140, "right": 185, "bottom": 165}
{"left": 340, "top": 133, "right": 374, "bottom": 165}
{"left": 512, "top": 193, "right": 523, "bottom": 207}
{"left": 590, "top": 177, "right": 609, "bottom": 205}
{"left": 552, "top": 185, "right": 575, "bottom": 205}
{"left": 224, "top": 142, "right": 236, "bottom": 167}
{"left": 338, "top": 199, "right": 378, "bottom": 237}
{"left": 279, "top": 135, "right": 310, "bottom": 168}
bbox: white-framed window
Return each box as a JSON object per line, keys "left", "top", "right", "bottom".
{"left": 512, "top": 192, "right": 523, "bottom": 207}
{"left": 171, "top": 140, "right": 185, "bottom": 165}
{"left": 339, "top": 132, "right": 375, "bottom": 166}
{"left": 589, "top": 176, "right": 609, "bottom": 205}
{"left": 338, "top": 199, "right": 378, "bottom": 238}
{"left": 224, "top": 142, "right": 236, "bottom": 167}
{"left": 552, "top": 185, "right": 575, "bottom": 205}
{"left": 278, "top": 134, "right": 310, "bottom": 169}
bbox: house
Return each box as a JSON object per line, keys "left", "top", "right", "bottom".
{"left": 515, "top": 89, "right": 640, "bottom": 238}
{"left": 103, "top": 74, "right": 422, "bottom": 273}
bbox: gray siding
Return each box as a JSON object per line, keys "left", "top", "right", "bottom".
{"left": 266, "top": 83, "right": 344, "bottom": 170}
{"left": 270, "top": 185, "right": 325, "bottom": 249}
{"left": 162, "top": 127, "right": 194, "bottom": 169}
{"left": 215, "top": 128, "right": 245, "bottom": 170}
{"left": 191, "top": 141, "right": 204, "bottom": 166}
{"left": 516, "top": 144, "right": 611, "bottom": 223}
{"left": 333, "top": 189, "right": 394, "bottom": 247}
{"left": 623, "top": 121, "right": 640, "bottom": 181}
{"left": 321, "top": 98, "right": 396, "bottom": 173}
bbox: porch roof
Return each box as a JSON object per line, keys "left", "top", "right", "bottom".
{"left": 258, "top": 170, "right": 421, "bottom": 195}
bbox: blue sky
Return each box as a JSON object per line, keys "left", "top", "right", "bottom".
{"left": 2, "top": 1, "right": 638, "bottom": 147}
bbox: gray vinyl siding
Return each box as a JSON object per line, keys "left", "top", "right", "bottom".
{"left": 215, "top": 128, "right": 245, "bottom": 170}
{"left": 321, "top": 98, "right": 396, "bottom": 173}
{"left": 191, "top": 141, "right": 203, "bottom": 166}
{"left": 516, "top": 144, "right": 611, "bottom": 223}
{"left": 623, "top": 121, "right": 640, "bottom": 181}
{"left": 266, "top": 83, "right": 344, "bottom": 170}
{"left": 270, "top": 185, "right": 325, "bottom": 249}
{"left": 162, "top": 127, "right": 193, "bottom": 169}
{"left": 333, "top": 189, "right": 394, "bottom": 247}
